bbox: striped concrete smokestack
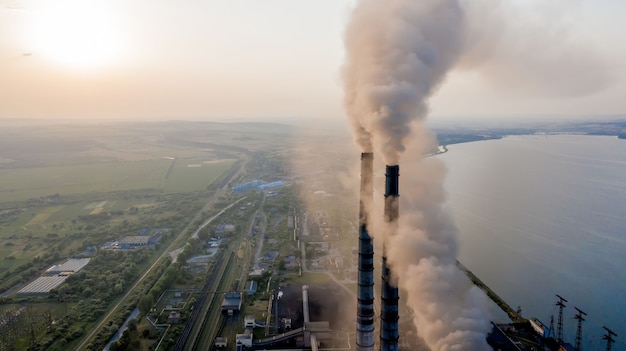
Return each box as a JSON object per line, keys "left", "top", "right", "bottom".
{"left": 357, "top": 152, "right": 375, "bottom": 351}
{"left": 381, "top": 165, "right": 399, "bottom": 351}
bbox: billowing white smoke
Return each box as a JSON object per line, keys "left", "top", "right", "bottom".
{"left": 343, "top": 0, "right": 463, "bottom": 165}
{"left": 389, "top": 131, "right": 492, "bottom": 350}
{"left": 343, "top": 0, "right": 492, "bottom": 350}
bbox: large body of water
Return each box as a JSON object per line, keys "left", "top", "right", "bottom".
{"left": 439, "top": 135, "right": 626, "bottom": 350}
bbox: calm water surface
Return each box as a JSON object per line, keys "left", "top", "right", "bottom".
{"left": 439, "top": 135, "right": 626, "bottom": 349}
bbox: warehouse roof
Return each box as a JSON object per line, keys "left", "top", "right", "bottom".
{"left": 46, "top": 258, "right": 91, "bottom": 274}
{"left": 18, "top": 276, "right": 68, "bottom": 295}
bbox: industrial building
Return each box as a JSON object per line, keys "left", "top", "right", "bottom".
{"left": 257, "top": 181, "right": 284, "bottom": 191}
{"left": 221, "top": 292, "right": 242, "bottom": 315}
{"left": 232, "top": 179, "right": 264, "bottom": 192}
{"left": 18, "top": 258, "right": 92, "bottom": 296}
{"left": 17, "top": 276, "right": 68, "bottom": 295}
{"left": 245, "top": 280, "right": 257, "bottom": 295}
{"left": 244, "top": 315, "right": 256, "bottom": 329}
{"left": 214, "top": 337, "right": 227, "bottom": 348}
{"left": 45, "top": 258, "right": 91, "bottom": 274}
{"left": 119, "top": 235, "right": 151, "bottom": 247}
{"left": 236, "top": 333, "right": 253, "bottom": 348}
{"left": 232, "top": 179, "right": 285, "bottom": 192}
{"left": 168, "top": 311, "right": 182, "bottom": 324}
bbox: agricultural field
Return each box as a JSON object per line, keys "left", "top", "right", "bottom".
{"left": 162, "top": 158, "right": 237, "bottom": 194}
{"left": 0, "top": 158, "right": 237, "bottom": 204}
{"left": 0, "top": 160, "right": 170, "bottom": 204}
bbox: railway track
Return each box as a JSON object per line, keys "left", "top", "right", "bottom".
{"left": 173, "top": 250, "right": 234, "bottom": 351}
{"left": 191, "top": 251, "right": 235, "bottom": 350}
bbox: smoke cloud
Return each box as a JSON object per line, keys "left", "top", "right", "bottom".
{"left": 343, "top": 0, "right": 463, "bottom": 165}
{"left": 343, "top": 0, "right": 493, "bottom": 350}
{"left": 388, "top": 132, "right": 492, "bottom": 350}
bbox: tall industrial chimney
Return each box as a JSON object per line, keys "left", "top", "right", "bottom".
{"left": 381, "top": 165, "right": 399, "bottom": 351}
{"left": 357, "top": 152, "right": 375, "bottom": 351}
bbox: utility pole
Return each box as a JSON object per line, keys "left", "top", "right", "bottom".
{"left": 602, "top": 326, "right": 617, "bottom": 351}
{"left": 573, "top": 307, "right": 587, "bottom": 351}
{"left": 556, "top": 294, "right": 568, "bottom": 344}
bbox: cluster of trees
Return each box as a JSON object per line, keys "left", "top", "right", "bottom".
{"left": 83, "top": 303, "right": 138, "bottom": 351}
{"left": 82, "top": 256, "right": 172, "bottom": 351}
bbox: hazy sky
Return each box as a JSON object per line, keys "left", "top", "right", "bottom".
{"left": 0, "top": 0, "right": 624, "bottom": 121}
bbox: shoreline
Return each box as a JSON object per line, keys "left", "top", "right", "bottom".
{"left": 433, "top": 132, "right": 626, "bottom": 157}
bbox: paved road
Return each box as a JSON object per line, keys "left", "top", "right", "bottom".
{"left": 191, "top": 196, "right": 248, "bottom": 240}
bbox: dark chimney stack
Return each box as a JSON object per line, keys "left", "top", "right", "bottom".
{"left": 356, "top": 152, "right": 375, "bottom": 351}
{"left": 381, "top": 165, "right": 399, "bottom": 351}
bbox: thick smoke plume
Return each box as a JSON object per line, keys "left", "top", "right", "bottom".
{"left": 343, "top": 0, "right": 492, "bottom": 350}
{"left": 343, "top": 0, "right": 463, "bottom": 165}
{"left": 390, "top": 132, "right": 492, "bottom": 350}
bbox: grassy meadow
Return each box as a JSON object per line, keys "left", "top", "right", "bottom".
{"left": 0, "top": 160, "right": 170, "bottom": 203}
{"left": 0, "top": 158, "right": 237, "bottom": 204}
{"left": 162, "top": 158, "right": 236, "bottom": 193}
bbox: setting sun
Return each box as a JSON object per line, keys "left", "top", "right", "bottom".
{"left": 29, "top": 0, "right": 124, "bottom": 70}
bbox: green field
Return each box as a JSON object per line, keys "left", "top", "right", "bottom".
{"left": 0, "top": 158, "right": 235, "bottom": 204}
{"left": 0, "top": 159, "right": 170, "bottom": 203}
{"left": 162, "top": 158, "right": 236, "bottom": 194}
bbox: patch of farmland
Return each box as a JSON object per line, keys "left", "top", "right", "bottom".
{"left": 89, "top": 207, "right": 104, "bottom": 215}
{"left": 130, "top": 202, "right": 160, "bottom": 210}
{"left": 202, "top": 158, "right": 237, "bottom": 164}
{"left": 0, "top": 239, "right": 35, "bottom": 272}
{"left": 0, "top": 159, "right": 171, "bottom": 203}
{"left": 49, "top": 202, "right": 94, "bottom": 222}
{"left": 25, "top": 206, "right": 65, "bottom": 226}
{"left": 108, "top": 199, "right": 153, "bottom": 212}
{"left": 162, "top": 159, "right": 235, "bottom": 194}
{"left": 83, "top": 201, "right": 108, "bottom": 210}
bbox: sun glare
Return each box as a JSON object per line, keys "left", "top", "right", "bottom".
{"left": 30, "top": 0, "right": 124, "bottom": 70}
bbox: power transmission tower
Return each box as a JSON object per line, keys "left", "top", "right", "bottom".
{"left": 602, "top": 326, "right": 617, "bottom": 351}
{"left": 556, "top": 294, "right": 568, "bottom": 344}
{"left": 573, "top": 307, "right": 587, "bottom": 351}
